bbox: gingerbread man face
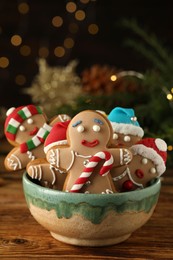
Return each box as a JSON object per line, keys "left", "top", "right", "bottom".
{"left": 67, "top": 110, "right": 112, "bottom": 154}
{"left": 4, "top": 106, "right": 47, "bottom": 146}
{"left": 14, "top": 114, "right": 47, "bottom": 145}
{"left": 108, "top": 107, "right": 144, "bottom": 148}
{"left": 112, "top": 132, "right": 141, "bottom": 148}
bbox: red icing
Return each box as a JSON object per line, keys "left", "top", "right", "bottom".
{"left": 30, "top": 127, "right": 39, "bottom": 136}
{"left": 122, "top": 180, "right": 133, "bottom": 191}
{"left": 81, "top": 139, "right": 99, "bottom": 147}
{"left": 135, "top": 169, "right": 144, "bottom": 179}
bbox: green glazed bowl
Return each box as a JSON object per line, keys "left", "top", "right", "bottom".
{"left": 23, "top": 172, "right": 161, "bottom": 247}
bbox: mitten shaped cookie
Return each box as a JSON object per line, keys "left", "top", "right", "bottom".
{"left": 111, "top": 138, "right": 167, "bottom": 192}
{"left": 4, "top": 104, "right": 70, "bottom": 171}
{"left": 108, "top": 107, "right": 144, "bottom": 147}
{"left": 46, "top": 110, "right": 133, "bottom": 194}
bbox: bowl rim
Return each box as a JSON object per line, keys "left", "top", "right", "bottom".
{"left": 23, "top": 172, "right": 161, "bottom": 202}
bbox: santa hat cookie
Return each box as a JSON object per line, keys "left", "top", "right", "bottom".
{"left": 108, "top": 107, "right": 144, "bottom": 137}
{"left": 4, "top": 105, "right": 43, "bottom": 141}
{"left": 131, "top": 138, "right": 167, "bottom": 176}
{"left": 44, "top": 120, "right": 70, "bottom": 153}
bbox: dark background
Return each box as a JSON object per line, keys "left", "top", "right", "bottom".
{"left": 0, "top": 0, "right": 173, "bottom": 108}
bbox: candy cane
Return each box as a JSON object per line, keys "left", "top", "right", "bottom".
{"left": 70, "top": 151, "right": 114, "bottom": 193}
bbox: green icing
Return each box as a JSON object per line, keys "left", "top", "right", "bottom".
{"left": 25, "top": 191, "right": 160, "bottom": 224}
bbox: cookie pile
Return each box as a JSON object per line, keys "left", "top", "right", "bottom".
{"left": 4, "top": 105, "right": 167, "bottom": 193}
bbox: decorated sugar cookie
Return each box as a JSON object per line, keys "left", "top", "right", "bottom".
{"left": 4, "top": 104, "right": 70, "bottom": 171}
{"left": 111, "top": 138, "right": 167, "bottom": 192}
{"left": 108, "top": 107, "right": 144, "bottom": 147}
{"left": 46, "top": 110, "right": 133, "bottom": 194}
{"left": 26, "top": 120, "right": 70, "bottom": 190}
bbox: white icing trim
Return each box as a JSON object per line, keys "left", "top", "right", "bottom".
{"left": 110, "top": 122, "right": 144, "bottom": 137}
{"left": 50, "top": 165, "right": 56, "bottom": 185}
{"left": 8, "top": 154, "right": 22, "bottom": 170}
{"left": 44, "top": 140, "right": 67, "bottom": 153}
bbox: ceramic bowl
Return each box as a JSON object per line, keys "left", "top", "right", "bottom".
{"left": 23, "top": 172, "right": 161, "bottom": 247}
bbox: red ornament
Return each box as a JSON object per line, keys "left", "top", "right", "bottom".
{"left": 122, "top": 180, "right": 133, "bottom": 191}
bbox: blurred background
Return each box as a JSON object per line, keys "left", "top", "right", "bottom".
{"left": 1, "top": 0, "right": 173, "bottom": 164}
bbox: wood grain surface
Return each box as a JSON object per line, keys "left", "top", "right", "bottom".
{"left": 0, "top": 139, "right": 173, "bottom": 260}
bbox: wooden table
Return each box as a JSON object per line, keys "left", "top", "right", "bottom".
{"left": 0, "top": 139, "right": 173, "bottom": 259}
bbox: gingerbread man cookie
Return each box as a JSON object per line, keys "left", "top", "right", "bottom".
{"left": 108, "top": 107, "right": 144, "bottom": 147}
{"left": 26, "top": 120, "right": 70, "bottom": 190}
{"left": 4, "top": 104, "right": 70, "bottom": 171}
{"left": 46, "top": 110, "right": 133, "bottom": 194}
{"left": 111, "top": 138, "right": 167, "bottom": 192}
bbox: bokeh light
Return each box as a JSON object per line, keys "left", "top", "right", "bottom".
{"left": 54, "top": 46, "right": 65, "bottom": 57}
{"left": 66, "top": 2, "right": 77, "bottom": 13}
{"left": 11, "top": 35, "right": 22, "bottom": 46}
{"left": 52, "top": 16, "right": 63, "bottom": 28}
{"left": 15, "top": 74, "right": 26, "bottom": 85}
{"left": 64, "top": 38, "right": 74, "bottom": 49}
{"left": 18, "top": 2, "right": 30, "bottom": 14}
{"left": 0, "top": 57, "right": 9, "bottom": 68}
{"left": 88, "top": 24, "right": 99, "bottom": 34}
{"left": 75, "top": 10, "right": 86, "bottom": 21}
{"left": 20, "top": 45, "right": 31, "bottom": 56}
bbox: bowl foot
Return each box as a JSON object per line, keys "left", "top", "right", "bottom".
{"left": 50, "top": 232, "right": 131, "bottom": 247}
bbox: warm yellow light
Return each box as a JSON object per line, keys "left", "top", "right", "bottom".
{"left": 52, "top": 16, "right": 63, "bottom": 27}
{"left": 38, "top": 47, "right": 49, "bottom": 58}
{"left": 66, "top": 2, "right": 77, "bottom": 13}
{"left": 0, "top": 57, "right": 9, "bottom": 68}
{"left": 15, "top": 74, "right": 26, "bottom": 85}
{"left": 20, "top": 45, "right": 31, "bottom": 56}
{"left": 110, "top": 75, "right": 117, "bottom": 81}
{"left": 88, "top": 24, "right": 99, "bottom": 35}
{"left": 54, "top": 46, "right": 65, "bottom": 57}
{"left": 75, "top": 10, "right": 85, "bottom": 21}
{"left": 167, "top": 145, "right": 173, "bottom": 151}
{"left": 69, "top": 23, "right": 79, "bottom": 34}
{"left": 18, "top": 2, "right": 30, "bottom": 14}
{"left": 11, "top": 35, "right": 22, "bottom": 46}
{"left": 167, "top": 93, "right": 173, "bottom": 100}
{"left": 64, "top": 38, "right": 74, "bottom": 49}
{"left": 171, "top": 88, "right": 173, "bottom": 93}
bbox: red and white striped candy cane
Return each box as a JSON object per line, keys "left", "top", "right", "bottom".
{"left": 70, "top": 151, "right": 114, "bottom": 193}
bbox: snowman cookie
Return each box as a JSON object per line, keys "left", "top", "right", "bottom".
{"left": 111, "top": 138, "right": 167, "bottom": 192}
{"left": 46, "top": 110, "right": 133, "bottom": 194}
{"left": 26, "top": 120, "right": 70, "bottom": 190}
{"left": 4, "top": 104, "right": 70, "bottom": 171}
{"left": 108, "top": 107, "right": 144, "bottom": 147}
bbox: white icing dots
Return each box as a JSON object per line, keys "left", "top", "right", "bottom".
{"left": 150, "top": 167, "right": 156, "bottom": 174}
{"left": 27, "top": 118, "right": 33, "bottom": 124}
{"left": 124, "top": 136, "right": 131, "bottom": 142}
{"left": 142, "top": 158, "right": 148, "bottom": 164}
{"left": 19, "top": 125, "right": 25, "bottom": 131}
{"left": 77, "top": 125, "right": 85, "bottom": 133}
{"left": 113, "top": 133, "right": 118, "bottom": 140}
{"left": 93, "top": 125, "right": 100, "bottom": 132}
